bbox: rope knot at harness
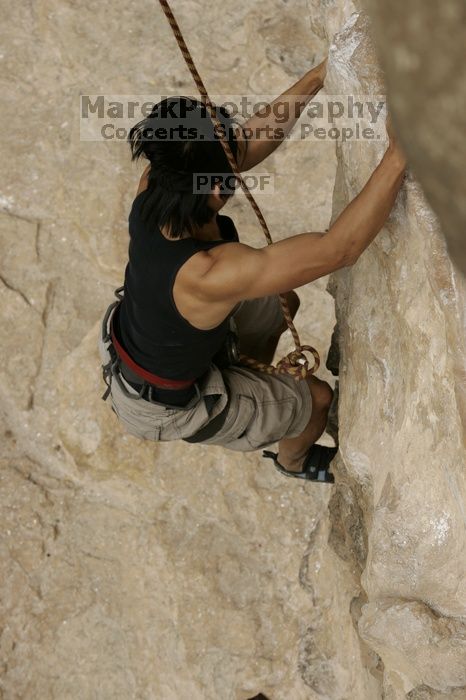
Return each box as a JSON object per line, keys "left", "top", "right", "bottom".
{"left": 238, "top": 343, "right": 320, "bottom": 382}
{"left": 276, "top": 345, "right": 321, "bottom": 380}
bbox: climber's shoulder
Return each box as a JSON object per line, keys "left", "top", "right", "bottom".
{"left": 193, "top": 241, "right": 264, "bottom": 303}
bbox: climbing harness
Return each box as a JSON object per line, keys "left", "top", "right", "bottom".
{"left": 156, "top": 0, "right": 321, "bottom": 383}
{"left": 101, "top": 285, "right": 237, "bottom": 404}
{"left": 101, "top": 286, "right": 197, "bottom": 402}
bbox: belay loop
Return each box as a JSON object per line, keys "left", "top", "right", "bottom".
{"left": 156, "top": 0, "right": 321, "bottom": 380}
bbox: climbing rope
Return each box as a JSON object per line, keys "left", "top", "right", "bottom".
{"left": 157, "top": 0, "right": 320, "bottom": 381}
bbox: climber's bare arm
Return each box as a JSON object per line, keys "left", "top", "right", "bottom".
{"left": 326, "top": 142, "right": 406, "bottom": 262}
{"left": 194, "top": 142, "right": 406, "bottom": 304}
{"left": 237, "top": 59, "right": 328, "bottom": 171}
{"left": 196, "top": 234, "right": 346, "bottom": 303}
{"left": 135, "top": 60, "right": 326, "bottom": 179}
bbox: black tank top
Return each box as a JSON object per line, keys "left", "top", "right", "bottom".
{"left": 115, "top": 190, "right": 240, "bottom": 404}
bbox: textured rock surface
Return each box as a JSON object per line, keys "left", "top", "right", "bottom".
{"left": 318, "top": 1, "right": 466, "bottom": 697}
{"left": 360, "top": 0, "right": 466, "bottom": 277}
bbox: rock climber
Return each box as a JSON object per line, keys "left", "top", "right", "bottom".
{"left": 98, "top": 58, "right": 407, "bottom": 481}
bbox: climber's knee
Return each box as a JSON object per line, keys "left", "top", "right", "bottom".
{"left": 306, "top": 375, "right": 333, "bottom": 413}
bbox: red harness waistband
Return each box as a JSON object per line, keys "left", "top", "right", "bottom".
{"left": 110, "top": 308, "right": 195, "bottom": 391}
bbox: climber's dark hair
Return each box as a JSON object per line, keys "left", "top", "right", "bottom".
{"left": 127, "top": 96, "right": 248, "bottom": 238}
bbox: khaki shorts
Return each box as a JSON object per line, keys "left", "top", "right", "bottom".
{"left": 98, "top": 288, "right": 313, "bottom": 453}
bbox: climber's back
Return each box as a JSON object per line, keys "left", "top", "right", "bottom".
{"left": 117, "top": 187, "right": 241, "bottom": 383}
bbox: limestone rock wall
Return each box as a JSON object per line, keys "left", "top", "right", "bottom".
{"left": 317, "top": 1, "right": 466, "bottom": 697}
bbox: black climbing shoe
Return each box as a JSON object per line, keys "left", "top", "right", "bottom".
{"left": 262, "top": 444, "right": 336, "bottom": 483}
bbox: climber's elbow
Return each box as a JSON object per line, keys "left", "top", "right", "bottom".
{"left": 323, "top": 230, "right": 358, "bottom": 269}
{"left": 341, "top": 249, "right": 359, "bottom": 267}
